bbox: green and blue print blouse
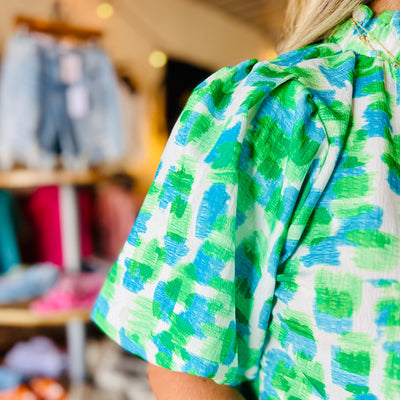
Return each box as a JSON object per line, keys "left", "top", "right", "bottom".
{"left": 92, "top": 5, "right": 400, "bottom": 399}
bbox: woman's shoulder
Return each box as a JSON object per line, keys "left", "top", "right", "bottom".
{"left": 171, "top": 59, "right": 295, "bottom": 162}
{"left": 178, "top": 42, "right": 353, "bottom": 129}
{"left": 169, "top": 44, "right": 355, "bottom": 173}
{"left": 187, "top": 41, "right": 354, "bottom": 117}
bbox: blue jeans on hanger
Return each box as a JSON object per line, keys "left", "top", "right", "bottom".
{"left": 38, "top": 44, "right": 79, "bottom": 169}
{"left": 73, "top": 45, "right": 123, "bottom": 165}
{"left": 0, "top": 32, "right": 42, "bottom": 170}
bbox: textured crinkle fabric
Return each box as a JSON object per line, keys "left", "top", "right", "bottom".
{"left": 92, "top": 5, "right": 400, "bottom": 399}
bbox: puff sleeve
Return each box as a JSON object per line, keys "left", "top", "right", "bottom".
{"left": 91, "top": 58, "right": 328, "bottom": 385}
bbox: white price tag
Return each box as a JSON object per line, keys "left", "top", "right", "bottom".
{"left": 66, "top": 85, "right": 90, "bottom": 119}
{"left": 60, "top": 53, "right": 83, "bottom": 85}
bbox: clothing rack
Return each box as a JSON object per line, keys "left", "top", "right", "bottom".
{"left": 14, "top": 15, "right": 103, "bottom": 40}
{"left": 4, "top": 16, "right": 105, "bottom": 383}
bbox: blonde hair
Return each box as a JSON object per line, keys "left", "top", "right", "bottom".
{"left": 278, "top": 0, "right": 374, "bottom": 54}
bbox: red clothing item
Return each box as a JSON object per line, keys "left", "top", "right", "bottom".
{"left": 27, "top": 186, "right": 93, "bottom": 269}
{"left": 28, "top": 186, "right": 62, "bottom": 267}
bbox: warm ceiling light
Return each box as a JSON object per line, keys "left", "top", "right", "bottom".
{"left": 97, "top": 2, "right": 114, "bottom": 19}
{"left": 149, "top": 50, "right": 168, "bottom": 68}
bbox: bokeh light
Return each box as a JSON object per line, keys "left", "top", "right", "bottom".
{"left": 149, "top": 50, "right": 168, "bottom": 68}
{"left": 96, "top": 2, "right": 114, "bottom": 19}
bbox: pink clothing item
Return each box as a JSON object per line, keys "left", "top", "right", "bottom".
{"left": 30, "top": 271, "right": 106, "bottom": 313}
{"left": 26, "top": 186, "right": 94, "bottom": 269}
{"left": 28, "top": 186, "right": 62, "bottom": 267}
{"left": 96, "top": 184, "right": 142, "bottom": 261}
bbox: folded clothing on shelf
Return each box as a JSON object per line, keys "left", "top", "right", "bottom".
{"left": 30, "top": 271, "right": 106, "bottom": 313}
{"left": 4, "top": 336, "right": 67, "bottom": 379}
{"left": 0, "top": 263, "right": 59, "bottom": 305}
{"left": 0, "top": 368, "right": 24, "bottom": 392}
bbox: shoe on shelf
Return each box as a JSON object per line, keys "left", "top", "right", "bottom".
{"left": 29, "top": 377, "right": 67, "bottom": 400}
{"left": 31, "top": 271, "right": 106, "bottom": 313}
{"left": 0, "top": 384, "right": 40, "bottom": 400}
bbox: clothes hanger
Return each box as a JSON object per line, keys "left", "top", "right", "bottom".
{"left": 14, "top": 15, "right": 103, "bottom": 41}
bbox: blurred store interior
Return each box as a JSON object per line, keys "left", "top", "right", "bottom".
{"left": 0, "top": 0, "right": 286, "bottom": 399}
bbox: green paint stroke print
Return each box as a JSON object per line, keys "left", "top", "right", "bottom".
{"left": 382, "top": 351, "right": 400, "bottom": 398}
{"left": 92, "top": 5, "right": 400, "bottom": 399}
{"left": 347, "top": 230, "right": 400, "bottom": 272}
{"left": 315, "top": 270, "right": 363, "bottom": 319}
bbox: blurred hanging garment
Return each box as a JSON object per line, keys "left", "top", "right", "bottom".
{"left": 0, "top": 32, "right": 42, "bottom": 170}
{"left": 0, "top": 31, "right": 124, "bottom": 170}
{"left": 0, "top": 190, "right": 21, "bottom": 273}
{"left": 77, "top": 187, "right": 95, "bottom": 260}
{"left": 27, "top": 186, "right": 63, "bottom": 267}
{"left": 26, "top": 186, "right": 94, "bottom": 268}
{"left": 37, "top": 38, "right": 80, "bottom": 169}
{"left": 96, "top": 180, "right": 142, "bottom": 261}
{"left": 72, "top": 45, "right": 124, "bottom": 166}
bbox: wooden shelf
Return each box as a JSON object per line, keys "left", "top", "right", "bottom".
{"left": 0, "top": 306, "right": 90, "bottom": 327}
{"left": 0, "top": 169, "right": 105, "bottom": 189}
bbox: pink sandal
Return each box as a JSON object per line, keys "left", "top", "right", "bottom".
{"left": 31, "top": 272, "right": 106, "bottom": 314}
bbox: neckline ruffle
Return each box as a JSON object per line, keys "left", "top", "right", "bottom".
{"left": 355, "top": 4, "right": 400, "bottom": 28}
{"left": 327, "top": 5, "right": 400, "bottom": 62}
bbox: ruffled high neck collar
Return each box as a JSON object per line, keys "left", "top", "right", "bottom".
{"left": 328, "top": 5, "right": 400, "bottom": 62}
